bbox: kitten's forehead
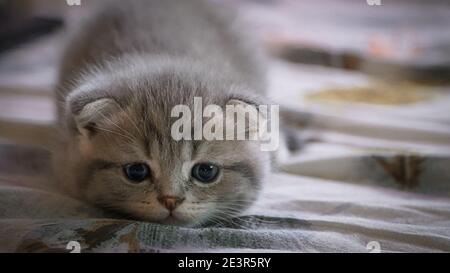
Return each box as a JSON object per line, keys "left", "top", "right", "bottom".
{"left": 81, "top": 56, "right": 263, "bottom": 171}
{"left": 81, "top": 54, "right": 235, "bottom": 106}
{"left": 145, "top": 132, "right": 192, "bottom": 164}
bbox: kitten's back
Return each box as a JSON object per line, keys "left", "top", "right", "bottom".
{"left": 58, "top": 0, "right": 265, "bottom": 97}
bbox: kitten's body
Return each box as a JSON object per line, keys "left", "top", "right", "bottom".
{"left": 58, "top": 0, "right": 265, "bottom": 100}
{"left": 55, "top": 0, "right": 270, "bottom": 226}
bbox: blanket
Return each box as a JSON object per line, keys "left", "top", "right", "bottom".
{"left": 1, "top": 143, "right": 449, "bottom": 253}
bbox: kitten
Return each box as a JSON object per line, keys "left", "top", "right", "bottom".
{"left": 54, "top": 0, "right": 270, "bottom": 227}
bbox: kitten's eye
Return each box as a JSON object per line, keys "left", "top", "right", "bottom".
{"left": 123, "top": 163, "right": 150, "bottom": 183}
{"left": 191, "top": 163, "right": 219, "bottom": 183}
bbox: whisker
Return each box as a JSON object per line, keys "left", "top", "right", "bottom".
{"left": 115, "top": 102, "right": 146, "bottom": 140}
{"left": 96, "top": 109, "right": 137, "bottom": 141}
{"left": 94, "top": 126, "right": 135, "bottom": 143}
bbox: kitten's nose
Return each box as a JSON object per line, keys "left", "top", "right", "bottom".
{"left": 158, "top": 195, "right": 184, "bottom": 211}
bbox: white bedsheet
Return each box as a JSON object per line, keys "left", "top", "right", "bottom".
{"left": 251, "top": 172, "right": 450, "bottom": 252}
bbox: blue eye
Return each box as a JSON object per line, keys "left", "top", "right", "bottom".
{"left": 191, "top": 163, "right": 219, "bottom": 183}
{"left": 123, "top": 163, "right": 150, "bottom": 183}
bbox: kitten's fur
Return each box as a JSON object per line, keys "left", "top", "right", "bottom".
{"left": 54, "top": 0, "right": 270, "bottom": 227}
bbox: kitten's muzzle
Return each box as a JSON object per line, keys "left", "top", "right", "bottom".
{"left": 158, "top": 195, "right": 185, "bottom": 211}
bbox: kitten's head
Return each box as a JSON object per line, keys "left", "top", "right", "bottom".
{"left": 57, "top": 56, "right": 270, "bottom": 227}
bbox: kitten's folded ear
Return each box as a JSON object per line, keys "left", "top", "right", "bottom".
{"left": 225, "top": 95, "right": 269, "bottom": 140}
{"left": 226, "top": 93, "right": 270, "bottom": 120}
{"left": 226, "top": 93, "right": 265, "bottom": 108}
{"left": 66, "top": 93, "right": 121, "bottom": 136}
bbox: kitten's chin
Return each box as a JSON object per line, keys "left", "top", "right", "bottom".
{"left": 154, "top": 210, "right": 213, "bottom": 227}
{"left": 157, "top": 215, "right": 198, "bottom": 227}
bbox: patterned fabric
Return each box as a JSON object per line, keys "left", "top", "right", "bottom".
{"left": 0, "top": 144, "right": 450, "bottom": 253}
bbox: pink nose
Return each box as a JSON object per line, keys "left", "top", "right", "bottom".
{"left": 157, "top": 195, "right": 184, "bottom": 211}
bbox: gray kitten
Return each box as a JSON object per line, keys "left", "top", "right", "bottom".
{"left": 54, "top": 0, "right": 270, "bottom": 227}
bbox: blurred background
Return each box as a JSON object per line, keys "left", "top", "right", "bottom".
{"left": 1, "top": 0, "right": 450, "bottom": 253}
{"left": 0, "top": 0, "right": 450, "bottom": 193}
